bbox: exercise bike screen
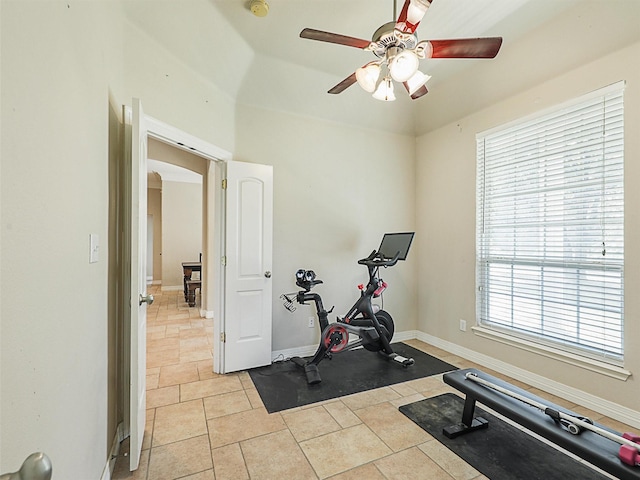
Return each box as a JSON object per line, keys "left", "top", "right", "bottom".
{"left": 378, "top": 232, "right": 415, "bottom": 261}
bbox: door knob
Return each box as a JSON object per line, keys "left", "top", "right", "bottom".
{"left": 264, "top": 271, "right": 272, "bottom": 278}
{"left": 139, "top": 293, "right": 154, "bottom": 306}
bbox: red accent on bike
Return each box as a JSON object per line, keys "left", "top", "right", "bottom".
{"left": 373, "top": 281, "right": 388, "bottom": 297}
{"left": 358, "top": 284, "right": 364, "bottom": 290}
{"left": 323, "top": 325, "right": 349, "bottom": 353}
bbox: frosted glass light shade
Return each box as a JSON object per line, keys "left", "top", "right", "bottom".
{"left": 389, "top": 50, "right": 419, "bottom": 82}
{"left": 355, "top": 63, "right": 381, "bottom": 93}
{"left": 407, "top": 0, "right": 430, "bottom": 25}
{"left": 372, "top": 77, "right": 396, "bottom": 101}
{"left": 406, "top": 70, "right": 431, "bottom": 95}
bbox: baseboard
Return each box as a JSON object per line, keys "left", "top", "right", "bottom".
{"left": 393, "top": 330, "right": 419, "bottom": 344}
{"left": 415, "top": 331, "right": 640, "bottom": 429}
{"left": 201, "top": 309, "right": 214, "bottom": 319}
{"left": 100, "top": 422, "right": 126, "bottom": 480}
{"left": 271, "top": 344, "right": 316, "bottom": 362}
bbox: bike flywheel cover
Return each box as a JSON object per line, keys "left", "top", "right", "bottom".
{"left": 323, "top": 325, "right": 349, "bottom": 353}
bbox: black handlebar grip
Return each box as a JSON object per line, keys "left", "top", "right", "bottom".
{"left": 358, "top": 250, "right": 378, "bottom": 265}
{"left": 358, "top": 250, "right": 400, "bottom": 268}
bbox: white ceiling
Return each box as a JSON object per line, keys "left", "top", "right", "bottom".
{"left": 124, "top": 0, "right": 640, "bottom": 135}
{"left": 148, "top": 159, "right": 202, "bottom": 184}
{"left": 212, "top": 0, "right": 563, "bottom": 80}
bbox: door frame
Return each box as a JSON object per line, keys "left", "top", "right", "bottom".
{"left": 144, "top": 115, "right": 231, "bottom": 374}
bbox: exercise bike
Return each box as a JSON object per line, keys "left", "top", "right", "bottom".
{"left": 281, "top": 233, "right": 415, "bottom": 385}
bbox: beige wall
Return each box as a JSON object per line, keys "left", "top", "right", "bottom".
{"left": 415, "top": 41, "right": 640, "bottom": 414}
{"left": 0, "top": 2, "right": 232, "bottom": 477}
{"left": 148, "top": 186, "right": 162, "bottom": 282}
{"left": 234, "top": 105, "right": 418, "bottom": 352}
{"left": 122, "top": 18, "right": 236, "bottom": 155}
{"left": 161, "top": 181, "right": 203, "bottom": 288}
{"left": 0, "top": 1, "right": 125, "bottom": 477}
{"left": 148, "top": 138, "right": 208, "bottom": 175}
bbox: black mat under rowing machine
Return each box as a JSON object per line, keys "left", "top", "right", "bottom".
{"left": 443, "top": 368, "right": 640, "bottom": 480}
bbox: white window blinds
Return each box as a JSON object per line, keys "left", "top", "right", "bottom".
{"left": 476, "top": 82, "right": 625, "bottom": 362}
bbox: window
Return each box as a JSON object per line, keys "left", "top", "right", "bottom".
{"left": 476, "top": 82, "right": 624, "bottom": 364}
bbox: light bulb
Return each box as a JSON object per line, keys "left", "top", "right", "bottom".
{"left": 415, "top": 40, "right": 433, "bottom": 59}
{"left": 389, "top": 50, "right": 419, "bottom": 82}
{"left": 355, "top": 63, "right": 381, "bottom": 93}
{"left": 406, "top": 70, "right": 431, "bottom": 95}
{"left": 372, "top": 77, "right": 396, "bottom": 102}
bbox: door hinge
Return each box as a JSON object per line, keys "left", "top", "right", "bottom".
{"left": 220, "top": 332, "right": 226, "bottom": 343}
{"left": 221, "top": 255, "right": 227, "bottom": 266}
{"left": 221, "top": 178, "right": 227, "bottom": 190}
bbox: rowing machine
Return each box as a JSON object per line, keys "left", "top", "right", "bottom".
{"left": 465, "top": 372, "right": 640, "bottom": 467}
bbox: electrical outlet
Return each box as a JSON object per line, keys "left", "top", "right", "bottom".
{"left": 308, "top": 317, "right": 315, "bottom": 328}
{"left": 459, "top": 319, "right": 467, "bottom": 332}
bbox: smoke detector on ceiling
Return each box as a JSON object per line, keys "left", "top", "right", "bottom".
{"left": 250, "top": 0, "right": 269, "bottom": 17}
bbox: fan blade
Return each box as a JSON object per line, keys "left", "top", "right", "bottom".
{"left": 402, "top": 82, "right": 429, "bottom": 100}
{"left": 300, "top": 28, "right": 371, "bottom": 49}
{"left": 429, "top": 37, "right": 503, "bottom": 58}
{"left": 395, "top": 0, "right": 432, "bottom": 34}
{"left": 328, "top": 73, "right": 357, "bottom": 94}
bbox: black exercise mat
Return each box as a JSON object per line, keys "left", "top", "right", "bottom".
{"left": 249, "top": 343, "right": 456, "bottom": 413}
{"left": 399, "top": 393, "right": 608, "bottom": 480}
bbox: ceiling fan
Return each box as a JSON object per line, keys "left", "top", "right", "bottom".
{"left": 300, "top": 0, "right": 503, "bottom": 101}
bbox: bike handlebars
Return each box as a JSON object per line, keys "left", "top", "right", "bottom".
{"left": 357, "top": 250, "right": 401, "bottom": 268}
{"left": 295, "top": 250, "right": 399, "bottom": 294}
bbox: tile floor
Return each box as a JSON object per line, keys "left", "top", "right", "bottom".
{"left": 112, "top": 285, "right": 632, "bottom": 480}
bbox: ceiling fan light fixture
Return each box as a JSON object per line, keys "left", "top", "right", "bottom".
{"left": 406, "top": 70, "right": 431, "bottom": 95}
{"left": 372, "top": 76, "right": 396, "bottom": 102}
{"left": 389, "top": 49, "right": 419, "bottom": 82}
{"left": 299, "top": 0, "right": 502, "bottom": 101}
{"left": 355, "top": 63, "right": 381, "bottom": 93}
{"left": 415, "top": 40, "right": 433, "bottom": 59}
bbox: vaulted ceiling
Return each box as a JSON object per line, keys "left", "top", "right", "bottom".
{"left": 124, "top": 0, "right": 640, "bottom": 136}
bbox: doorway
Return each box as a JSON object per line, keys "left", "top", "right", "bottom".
{"left": 115, "top": 107, "right": 273, "bottom": 471}
{"left": 146, "top": 144, "right": 205, "bottom": 304}
{"left": 145, "top": 116, "right": 230, "bottom": 332}
{"left": 115, "top": 109, "right": 230, "bottom": 471}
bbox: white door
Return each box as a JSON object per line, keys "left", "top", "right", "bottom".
{"left": 223, "top": 161, "right": 273, "bottom": 372}
{"left": 129, "top": 98, "right": 150, "bottom": 471}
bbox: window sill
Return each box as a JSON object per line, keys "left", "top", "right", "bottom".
{"left": 471, "top": 325, "right": 632, "bottom": 381}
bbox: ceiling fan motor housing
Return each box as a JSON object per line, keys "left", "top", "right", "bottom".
{"left": 370, "top": 21, "right": 417, "bottom": 58}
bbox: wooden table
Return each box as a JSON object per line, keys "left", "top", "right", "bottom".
{"left": 182, "top": 262, "right": 201, "bottom": 305}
